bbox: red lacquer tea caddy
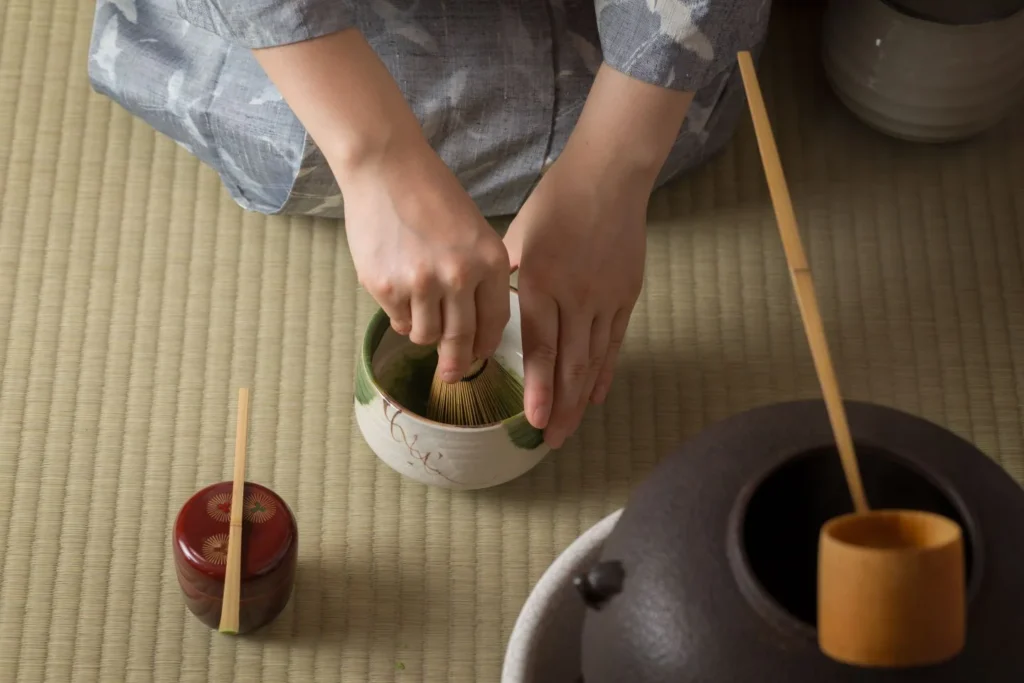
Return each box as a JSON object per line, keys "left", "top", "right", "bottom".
{"left": 173, "top": 481, "right": 297, "bottom": 633}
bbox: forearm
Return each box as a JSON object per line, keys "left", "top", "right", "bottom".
{"left": 252, "top": 29, "right": 427, "bottom": 183}
{"left": 584, "top": 0, "right": 772, "bottom": 186}
{"left": 566, "top": 64, "right": 693, "bottom": 191}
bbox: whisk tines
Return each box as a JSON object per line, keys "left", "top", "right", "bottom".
{"left": 426, "top": 356, "right": 525, "bottom": 426}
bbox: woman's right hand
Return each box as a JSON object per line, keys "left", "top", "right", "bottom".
{"left": 253, "top": 29, "right": 510, "bottom": 383}
{"left": 337, "top": 138, "right": 511, "bottom": 383}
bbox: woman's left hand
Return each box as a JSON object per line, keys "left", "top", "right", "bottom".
{"left": 504, "top": 149, "right": 649, "bottom": 449}
{"left": 506, "top": 64, "right": 693, "bottom": 448}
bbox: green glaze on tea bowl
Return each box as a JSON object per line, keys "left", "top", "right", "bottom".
{"left": 354, "top": 288, "right": 550, "bottom": 490}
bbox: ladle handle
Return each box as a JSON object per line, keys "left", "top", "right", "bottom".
{"left": 736, "top": 51, "right": 869, "bottom": 514}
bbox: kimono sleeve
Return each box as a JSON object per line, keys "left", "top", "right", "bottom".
{"left": 595, "top": 0, "right": 769, "bottom": 91}
{"left": 177, "top": 0, "right": 357, "bottom": 49}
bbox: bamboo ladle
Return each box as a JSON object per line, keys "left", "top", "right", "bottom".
{"left": 736, "top": 51, "right": 966, "bottom": 668}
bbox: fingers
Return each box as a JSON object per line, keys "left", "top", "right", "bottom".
{"left": 409, "top": 284, "right": 443, "bottom": 346}
{"left": 366, "top": 240, "right": 510, "bottom": 386}
{"left": 473, "top": 268, "right": 511, "bottom": 360}
{"left": 520, "top": 287, "right": 559, "bottom": 431}
{"left": 436, "top": 289, "right": 477, "bottom": 382}
{"left": 591, "top": 307, "right": 630, "bottom": 405}
{"left": 380, "top": 298, "right": 412, "bottom": 336}
{"left": 578, "top": 315, "right": 610, "bottom": 414}
{"left": 544, "top": 307, "right": 592, "bottom": 449}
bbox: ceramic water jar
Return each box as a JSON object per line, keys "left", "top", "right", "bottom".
{"left": 822, "top": 0, "right": 1024, "bottom": 142}
{"left": 574, "top": 400, "right": 1024, "bottom": 681}
{"left": 354, "top": 288, "right": 550, "bottom": 490}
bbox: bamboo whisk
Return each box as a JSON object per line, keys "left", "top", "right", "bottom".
{"left": 426, "top": 356, "right": 525, "bottom": 427}
{"left": 736, "top": 51, "right": 869, "bottom": 514}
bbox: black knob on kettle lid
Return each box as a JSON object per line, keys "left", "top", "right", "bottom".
{"left": 574, "top": 560, "right": 626, "bottom": 610}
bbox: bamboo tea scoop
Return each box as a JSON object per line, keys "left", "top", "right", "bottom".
{"left": 218, "top": 387, "right": 250, "bottom": 634}
{"left": 737, "top": 51, "right": 966, "bottom": 668}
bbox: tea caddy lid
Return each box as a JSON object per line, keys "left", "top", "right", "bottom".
{"left": 173, "top": 481, "right": 296, "bottom": 590}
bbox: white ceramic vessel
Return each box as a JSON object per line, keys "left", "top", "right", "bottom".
{"left": 822, "top": 0, "right": 1024, "bottom": 142}
{"left": 502, "top": 509, "right": 623, "bottom": 683}
{"left": 354, "top": 288, "right": 551, "bottom": 490}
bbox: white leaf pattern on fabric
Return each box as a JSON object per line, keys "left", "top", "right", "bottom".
{"left": 211, "top": 77, "right": 226, "bottom": 102}
{"left": 448, "top": 69, "right": 468, "bottom": 103}
{"left": 645, "top": 0, "right": 713, "bottom": 59}
{"left": 294, "top": 141, "right": 324, "bottom": 179}
{"left": 372, "top": 0, "right": 439, "bottom": 53}
{"left": 91, "top": 14, "right": 122, "bottom": 85}
{"left": 683, "top": 98, "right": 711, "bottom": 141}
{"left": 167, "top": 70, "right": 184, "bottom": 102}
{"left": 420, "top": 67, "right": 470, "bottom": 141}
{"left": 218, "top": 149, "right": 261, "bottom": 192}
{"left": 308, "top": 193, "right": 343, "bottom": 215}
{"left": 167, "top": 70, "right": 208, "bottom": 147}
{"left": 461, "top": 157, "right": 498, "bottom": 185}
{"left": 569, "top": 31, "right": 602, "bottom": 74}
{"left": 392, "top": 24, "right": 439, "bottom": 52}
{"left": 258, "top": 135, "right": 299, "bottom": 166}
{"left": 594, "top": 0, "right": 614, "bottom": 18}
{"left": 302, "top": 141, "right": 323, "bottom": 164}
{"left": 106, "top": 0, "right": 137, "bottom": 23}
{"left": 249, "top": 84, "right": 283, "bottom": 106}
{"left": 420, "top": 110, "right": 444, "bottom": 141}
{"left": 370, "top": 0, "right": 401, "bottom": 21}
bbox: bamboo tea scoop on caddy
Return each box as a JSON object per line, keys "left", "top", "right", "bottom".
{"left": 737, "top": 51, "right": 966, "bottom": 668}
{"left": 172, "top": 388, "right": 298, "bottom": 635}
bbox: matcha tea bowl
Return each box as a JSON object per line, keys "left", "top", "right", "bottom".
{"left": 354, "top": 287, "right": 551, "bottom": 490}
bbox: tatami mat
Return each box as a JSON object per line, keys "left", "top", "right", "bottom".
{"left": 1, "top": 1, "right": 1022, "bottom": 681}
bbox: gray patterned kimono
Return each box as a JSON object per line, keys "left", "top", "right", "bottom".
{"left": 88, "top": 0, "right": 771, "bottom": 218}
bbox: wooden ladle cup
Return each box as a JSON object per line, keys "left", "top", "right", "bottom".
{"left": 817, "top": 509, "right": 966, "bottom": 668}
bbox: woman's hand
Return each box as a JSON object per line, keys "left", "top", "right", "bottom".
{"left": 340, "top": 138, "right": 511, "bottom": 380}
{"left": 507, "top": 64, "right": 694, "bottom": 447}
{"left": 504, "top": 149, "right": 647, "bottom": 448}
{"left": 254, "top": 29, "right": 510, "bottom": 381}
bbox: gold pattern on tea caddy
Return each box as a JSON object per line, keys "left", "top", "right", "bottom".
{"left": 244, "top": 490, "right": 277, "bottom": 523}
{"left": 201, "top": 533, "right": 230, "bottom": 565}
{"left": 206, "top": 492, "right": 233, "bottom": 523}
{"left": 206, "top": 490, "right": 277, "bottom": 524}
